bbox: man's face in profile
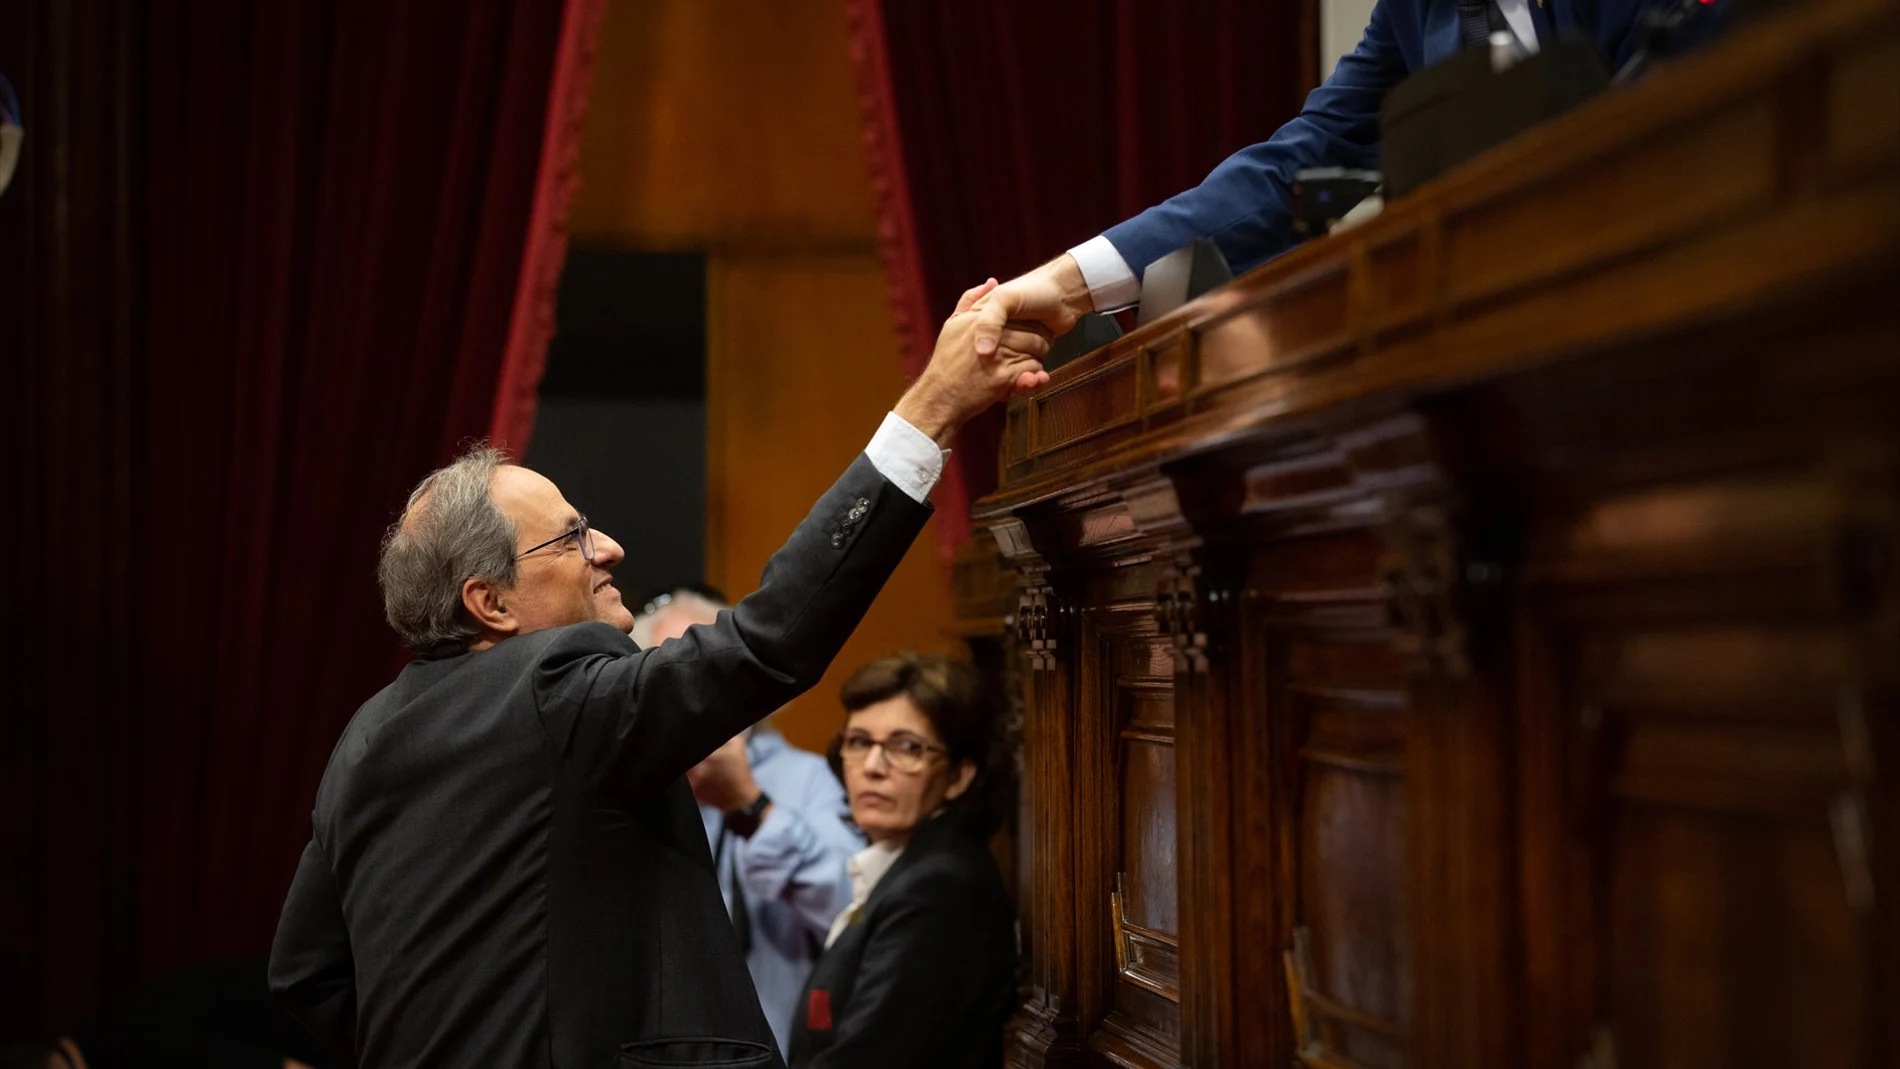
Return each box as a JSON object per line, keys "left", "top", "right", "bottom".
{"left": 488, "top": 465, "right": 634, "bottom": 635}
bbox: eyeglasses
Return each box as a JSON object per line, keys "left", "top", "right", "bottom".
{"left": 838, "top": 731, "right": 949, "bottom": 774}
{"left": 515, "top": 513, "right": 594, "bottom": 562}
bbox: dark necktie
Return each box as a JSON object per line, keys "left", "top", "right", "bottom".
{"left": 1461, "top": 0, "right": 1499, "bottom": 47}
{"left": 714, "top": 823, "right": 753, "bottom": 955}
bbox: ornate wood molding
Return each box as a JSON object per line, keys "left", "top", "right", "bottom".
{"left": 1008, "top": 988, "right": 1084, "bottom": 1069}
{"left": 1154, "top": 553, "right": 1208, "bottom": 673}
{"left": 990, "top": 516, "right": 1071, "bottom": 672}
{"left": 1332, "top": 409, "right": 1485, "bottom": 679}
{"left": 1152, "top": 550, "right": 1243, "bottom": 676}
{"left": 1111, "top": 872, "right": 1182, "bottom": 1003}
{"left": 1285, "top": 926, "right": 1407, "bottom": 1069}
{"left": 1016, "top": 579, "right": 1064, "bottom": 672}
{"left": 1117, "top": 469, "right": 1244, "bottom": 676}
{"left": 1379, "top": 503, "right": 1471, "bottom": 678}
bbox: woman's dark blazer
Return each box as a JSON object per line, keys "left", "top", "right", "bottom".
{"left": 788, "top": 812, "right": 1017, "bottom": 1069}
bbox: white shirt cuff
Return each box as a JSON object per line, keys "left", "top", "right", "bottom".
{"left": 866, "top": 411, "right": 947, "bottom": 504}
{"left": 1067, "top": 235, "right": 1141, "bottom": 312}
{"left": 1497, "top": 0, "right": 1542, "bottom": 55}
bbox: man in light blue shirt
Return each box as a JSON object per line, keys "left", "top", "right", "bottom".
{"left": 634, "top": 589, "right": 863, "bottom": 1057}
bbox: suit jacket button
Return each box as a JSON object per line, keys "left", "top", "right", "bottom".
{"left": 831, "top": 532, "right": 845, "bottom": 549}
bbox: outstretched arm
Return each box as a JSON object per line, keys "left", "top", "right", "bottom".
{"left": 538, "top": 288, "right": 1051, "bottom": 795}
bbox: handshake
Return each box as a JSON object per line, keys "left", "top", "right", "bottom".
{"left": 891, "top": 257, "right": 1095, "bottom": 447}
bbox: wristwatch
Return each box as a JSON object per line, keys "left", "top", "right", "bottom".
{"left": 725, "top": 791, "right": 772, "bottom": 839}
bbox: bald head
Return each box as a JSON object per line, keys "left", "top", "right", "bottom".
{"left": 632, "top": 589, "right": 727, "bottom": 649}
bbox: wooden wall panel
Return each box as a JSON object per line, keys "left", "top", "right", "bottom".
{"left": 1606, "top": 807, "right": 1861, "bottom": 1069}
{"left": 1561, "top": 620, "right": 1870, "bottom": 1069}
{"left": 705, "top": 255, "right": 955, "bottom": 753}
{"left": 571, "top": 0, "right": 877, "bottom": 249}
{"left": 1082, "top": 607, "right": 1184, "bottom": 1068}
{"left": 1257, "top": 534, "right": 1415, "bottom": 1069}
{"left": 571, "top": 0, "right": 957, "bottom": 755}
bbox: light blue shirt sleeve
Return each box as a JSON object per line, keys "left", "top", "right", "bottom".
{"left": 738, "top": 754, "right": 861, "bottom": 937}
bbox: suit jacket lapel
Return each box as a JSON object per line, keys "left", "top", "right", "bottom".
{"left": 859, "top": 813, "right": 960, "bottom": 915}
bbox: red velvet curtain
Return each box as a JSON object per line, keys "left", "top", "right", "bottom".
{"left": 0, "top": 0, "right": 599, "bottom": 1037}
{"left": 846, "top": 0, "right": 1313, "bottom": 550}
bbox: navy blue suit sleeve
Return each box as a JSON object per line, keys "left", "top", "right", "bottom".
{"left": 1102, "top": 0, "right": 1410, "bottom": 276}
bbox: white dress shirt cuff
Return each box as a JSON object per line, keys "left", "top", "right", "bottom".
{"left": 866, "top": 411, "right": 948, "bottom": 504}
{"left": 1067, "top": 235, "right": 1142, "bottom": 313}
{"left": 1498, "top": 0, "right": 1542, "bottom": 55}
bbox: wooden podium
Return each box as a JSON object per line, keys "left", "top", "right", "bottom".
{"left": 968, "top": 1, "right": 1900, "bottom": 1066}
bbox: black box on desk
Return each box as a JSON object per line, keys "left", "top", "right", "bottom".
{"left": 1381, "top": 34, "right": 1609, "bottom": 199}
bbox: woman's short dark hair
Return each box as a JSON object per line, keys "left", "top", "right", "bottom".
{"left": 829, "top": 651, "right": 1015, "bottom": 836}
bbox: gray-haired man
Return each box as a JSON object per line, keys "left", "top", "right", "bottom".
{"left": 268, "top": 284, "right": 1050, "bottom": 1068}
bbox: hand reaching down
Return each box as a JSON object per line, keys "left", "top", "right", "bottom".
{"left": 893, "top": 278, "right": 1053, "bottom": 446}
{"left": 969, "top": 254, "right": 1095, "bottom": 360}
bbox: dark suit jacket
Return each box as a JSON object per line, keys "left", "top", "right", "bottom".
{"left": 1102, "top": 0, "right": 1731, "bottom": 275}
{"left": 787, "top": 814, "right": 1016, "bottom": 1069}
{"left": 269, "top": 454, "right": 930, "bottom": 1069}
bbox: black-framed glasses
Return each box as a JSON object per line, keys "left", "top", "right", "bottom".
{"left": 515, "top": 513, "right": 594, "bottom": 562}
{"left": 838, "top": 731, "right": 948, "bottom": 774}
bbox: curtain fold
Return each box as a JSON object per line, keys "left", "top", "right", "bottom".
{"left": 0, "top": 0, "right": 599, "bottom": 1036}
{"left": 488, "top": 0, "right": 609, "bottom": 453}
{"left": 844, "top": 0, "right": 1312, "bottom": 553}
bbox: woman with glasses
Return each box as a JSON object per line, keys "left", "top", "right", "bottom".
{"left": 788, "top": 653, "right": 1017, "bottom": 1069}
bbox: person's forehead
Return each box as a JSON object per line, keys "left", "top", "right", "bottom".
{"left": 847, "top": 695, "right": 937, "bottom": 738}
{"left": 491, "top": 465, "right": 575, "bottom": 528}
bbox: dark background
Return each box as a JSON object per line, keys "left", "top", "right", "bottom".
{"left": 525, "top": 249, "right": 709, "bottom": 607}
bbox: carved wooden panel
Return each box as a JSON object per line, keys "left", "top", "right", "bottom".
{"left": 1118, "top": 679, "right": 1178, "bottom": 955}
{"left": 1254, "top": 531, "right": 1415, "bottom": 1069}
{"left": 1091, "top": 624, "right": 1183, "bottom": 1068}
{"left": 1522, "top": 468, "right": 1892, "bottom": 1069}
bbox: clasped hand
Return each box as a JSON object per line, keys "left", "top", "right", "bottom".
{"left": 893, "top": 277, "right": 1066, "bottom": 445}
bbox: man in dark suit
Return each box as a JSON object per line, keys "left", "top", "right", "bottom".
{"left": 966, "top": 0, "right": 1732, "bottom": 349}
{"left": 266, "top": 284, "right": 1051, "bottom": 1069}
